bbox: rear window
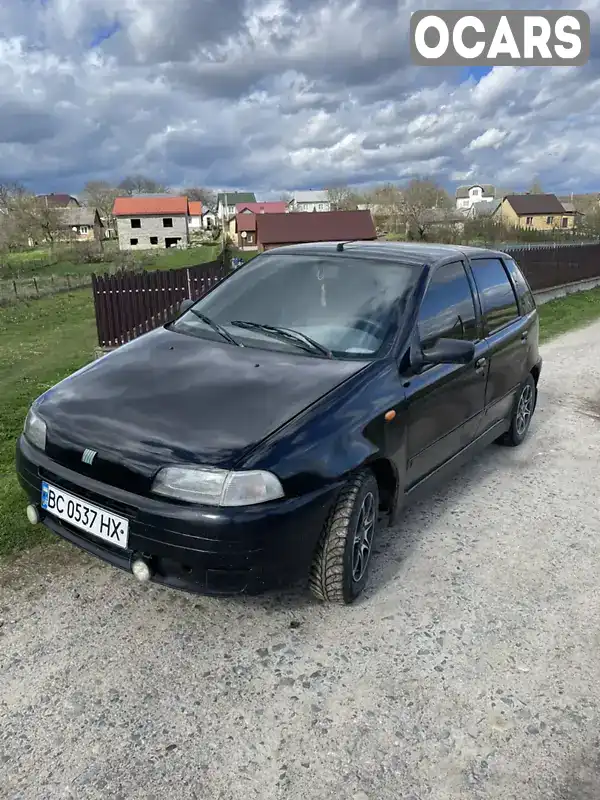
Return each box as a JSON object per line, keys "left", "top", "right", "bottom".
{"left": 502, "top": 257, "right": 536, "bottom": 315}
{"left": 470, "top": 257, "right": 520, "bottom": 335}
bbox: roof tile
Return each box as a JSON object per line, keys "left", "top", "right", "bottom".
{"left": 113, "top": 196, "right": 189, "bottom": 216}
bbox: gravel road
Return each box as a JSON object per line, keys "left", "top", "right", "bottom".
{"left": 2, "top": 320, "right": 600, "bottom": 800}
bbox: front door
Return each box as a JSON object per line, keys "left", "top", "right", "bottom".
{"left": 403, "top": 260, "right": 488, "bottom": 488}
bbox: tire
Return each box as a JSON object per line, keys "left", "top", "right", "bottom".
{"left": 497, "top": 373, "right": 537, "bottom": 447}
{"left": 309, "top": 469, "right": 379, "bottom": 604}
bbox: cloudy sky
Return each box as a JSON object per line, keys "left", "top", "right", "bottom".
{"left": 0, "top": 0, "right": 599, "bottom": 197}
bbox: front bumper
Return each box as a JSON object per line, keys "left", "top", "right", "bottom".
{"left": 16, "top": 435, "right": 341, "bottom": 596}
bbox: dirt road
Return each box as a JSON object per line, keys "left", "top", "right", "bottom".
{"left": 2, "top": 321, "right": 600, "bottom": 800}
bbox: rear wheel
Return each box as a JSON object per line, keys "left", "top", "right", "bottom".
{"left": 309, "top": 470, "right": 379, "bottom": 604}
{"left": 498, "top": 373, "right": 537, "bottom": 447}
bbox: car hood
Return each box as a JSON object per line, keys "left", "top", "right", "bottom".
{"left": 36, "top": 326, "right": 368, "bottom": 477}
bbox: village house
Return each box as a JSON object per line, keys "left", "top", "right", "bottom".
{"left": 255, "top": 209, "right": 376, "bottom": 251}
{"left": 36, "top": 193, "right": 81, "bottom": 209}
{"left": 202, "top": 208, "right": 217, "bottom": 230}
{"left": 455, "top": 184, "right": 497, "bottom": 211}
{"left": 288, "top": 190, "right": 331, "bottom": 213}
{"left": 494, "top": 194, "right": 577, "bottom": 231}
{"left": 113, "top": 196, "right": 190, "bottom": 251}
{"left": 216, "top": 192, "right": 256, "bottom": 223}
{"left": 188, "top": 201, "right": 203, "bottom": 230}
{"left": 61, "top": 208, "right": 104, "bottom": 242}
{"left": 234, "top": 201, "right": 288, "bottom": 249}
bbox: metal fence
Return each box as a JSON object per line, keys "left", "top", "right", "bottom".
{"left": 91, "top": 242, "right": 600, "bottom": 347}
{"left": 92, "top": 258, "right": 228, "bottom": 346}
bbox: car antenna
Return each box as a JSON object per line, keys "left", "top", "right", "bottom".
{"left": 336, "top": 241, "right": 356, "bottom": 251}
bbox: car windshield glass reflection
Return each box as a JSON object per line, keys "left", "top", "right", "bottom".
{"left": 170, "top": 254, "right": 416, "bottom": 359}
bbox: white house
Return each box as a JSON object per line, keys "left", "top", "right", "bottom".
{"left": 216, "top": 192, "right": 256, "bottom": 221}
{"left": 202, "top": 209, "right": 217, "bottom": 230}
{"left": 288, "top": 190, "right": 331, "bottom": 212}
{"left": 455, "top": 184, "right": 496, "bottom": 211}
{"left": 188, "top": 201, "right": 203, "bottom": 229}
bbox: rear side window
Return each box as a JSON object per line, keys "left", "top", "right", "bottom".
{"left": 470, "top": 258, "right": 519, "bottom": 334}
{"left": 503, "top": 257, "right": 536, "bottom": 314}
{"left": 417, "top": 261, "right": 478, "bottom": 349}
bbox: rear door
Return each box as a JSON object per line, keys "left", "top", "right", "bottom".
{"left": 404, "top": 259, "right": 488, "bottom": 486}
{"left": 467, "top": 256, "right": 530, "bottom": 431}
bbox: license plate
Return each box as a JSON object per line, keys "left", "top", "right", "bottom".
{"left": 41, "top": 481, "right": 129, "bottom": 550}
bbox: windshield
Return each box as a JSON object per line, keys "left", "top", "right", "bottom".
{"left": 170, "top": 253, "right": 417, "bottom": 359}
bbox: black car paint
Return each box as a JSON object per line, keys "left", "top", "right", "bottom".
{"left": 16, "top": 242, "right": 542, "bottom": 596}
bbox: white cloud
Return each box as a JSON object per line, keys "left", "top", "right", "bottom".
{"left": 466, "top": 128, "right": 509, "bottom": 151}
{"left": 0, "top": 0, "right": 598, "bottom": 196}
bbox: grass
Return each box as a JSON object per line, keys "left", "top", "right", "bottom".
{"left": 0, "top": 244, "right": 222, "bottom": 304}
{"left": 1, "top": 284, "right": 600, "bottom": 558}
{"left": 537, "top": 286, "right": 600, "bottom": 343}
{"left": 0, "top": 289, "right": 97, "bottom": 555}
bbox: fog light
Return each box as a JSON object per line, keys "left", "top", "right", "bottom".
{"left": 26, "top": 504, "right": 40, "bottom": 525}
{"left": 132, "top": 558, "right": 152, "bottom": 583}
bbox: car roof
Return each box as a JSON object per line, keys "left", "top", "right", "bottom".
{"left": 263, "top": 240, "right": 509, "bottom": 267}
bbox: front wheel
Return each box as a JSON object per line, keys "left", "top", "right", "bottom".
{"left": 498, "top": 374, "right": 537, "bottom": 447}
{"left": 309, "top": 470, "right": 379, "bottom": 604}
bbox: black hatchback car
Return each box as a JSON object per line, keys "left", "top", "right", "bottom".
{"left": 16, "top": 242, "right": 541, "bottom": 604}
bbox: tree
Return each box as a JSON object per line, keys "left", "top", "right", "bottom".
{"left": 400, "top": 178, "right": 453, "bottom": 239}
{"left": 365, "top": 183, "right": 403, "bottom": 231}
{"left": 326, "top": 185, "right": 361, "bottom": 211}
{"left": 7, "top": 194, "right": 66, "bottom": 248}
{"left": 528, "top": 178, "right": 544, "bottom": 194}
{"left": 182, "top": 186, "right": 217, "bottom": 208}
{"left": 118, "top": 175, "right": 169, "bottom": 195}
{"left": 0, "top": 181, "right": 26, "bottom": 212}
{"left": 82, "top": 180, "right": 119, "bottom": 231}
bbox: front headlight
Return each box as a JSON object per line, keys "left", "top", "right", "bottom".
{"left": 23, "top": 406, "right": 47, "bottom": 451}
{"left": 151, "top": 466, "right": 285, "bottom": 507}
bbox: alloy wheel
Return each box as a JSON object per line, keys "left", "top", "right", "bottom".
{"left": 515, "top": 384, "right": 533, "bottom": 436}
{"left": 352, "top": 491, "right": 376, "bottom": 582}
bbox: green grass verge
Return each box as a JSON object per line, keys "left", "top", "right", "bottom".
{"left": 2, "top": 284, "right": 600, "bottom": 558}
{"left": 0, "top": 289, "right": 97, "bottom": 555}
{"left": 537, "top": 286, "right": 600, "bottom": 343}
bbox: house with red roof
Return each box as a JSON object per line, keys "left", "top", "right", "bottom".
{"left": 233, "top": 201, "right": 289, "bottom": 249}
{"left": 112, "top": 195, "right": 191, "bottom": 251}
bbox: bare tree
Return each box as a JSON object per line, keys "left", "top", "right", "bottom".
{"left": 183, "top": 187, "right": 217, "bottom": 208}
{"left": 365, "top": 183, "right": 403, "bottom": 232}
{"left": 9, "top": 194, "right": 66, "bottom": 248}
{"left": 82, "top": 181, "right": 119, "bottom": 233}
{"left": 528, "top": 178, "right": 544, "bottom": 194}
{"left": 0, "top": 181, "right": 27, "bottom": 212}
{"left": 326, "top": 185, "right": 361, "bottom": 211}
{"left": 400, "top": 178, "right": 453, "bottom": 239}
{"left": 118, "top": 175, "right": 169, "bottom": 195}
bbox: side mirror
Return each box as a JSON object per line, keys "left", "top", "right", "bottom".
{"left": 421, "top": 338, "right": 475, "bottom": 366}
{"left": 179, "top": 298, "right": 195, "bottom": 315}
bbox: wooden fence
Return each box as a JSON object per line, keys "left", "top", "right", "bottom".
{"left": 92, "top": 258, "right": 228, "bottom": 347}
{"left": 91, "top": 242, "right": 600, "bottom": 348}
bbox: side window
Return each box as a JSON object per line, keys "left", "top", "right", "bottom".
{"left": 502, "top": 257, "right": 536, "bottom": 314}
{"left": 417, "top": 261, "right": 478, "bottom": 350}
{"left": 471, "top": 258, "right": 519, "bottom": 334}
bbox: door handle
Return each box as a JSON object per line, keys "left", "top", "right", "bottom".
{"left": 521, "top": 331, "right": 528, "bottom": 342}
{"left": 475, "top": 357, "right": 487, "bottom": 374}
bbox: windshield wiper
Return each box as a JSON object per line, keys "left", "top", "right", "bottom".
{"left": 189, "top": 310, "right": 243, "bottom": 347}
{"left": 229, "top": 320, "right": 332, "bottom": 358}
